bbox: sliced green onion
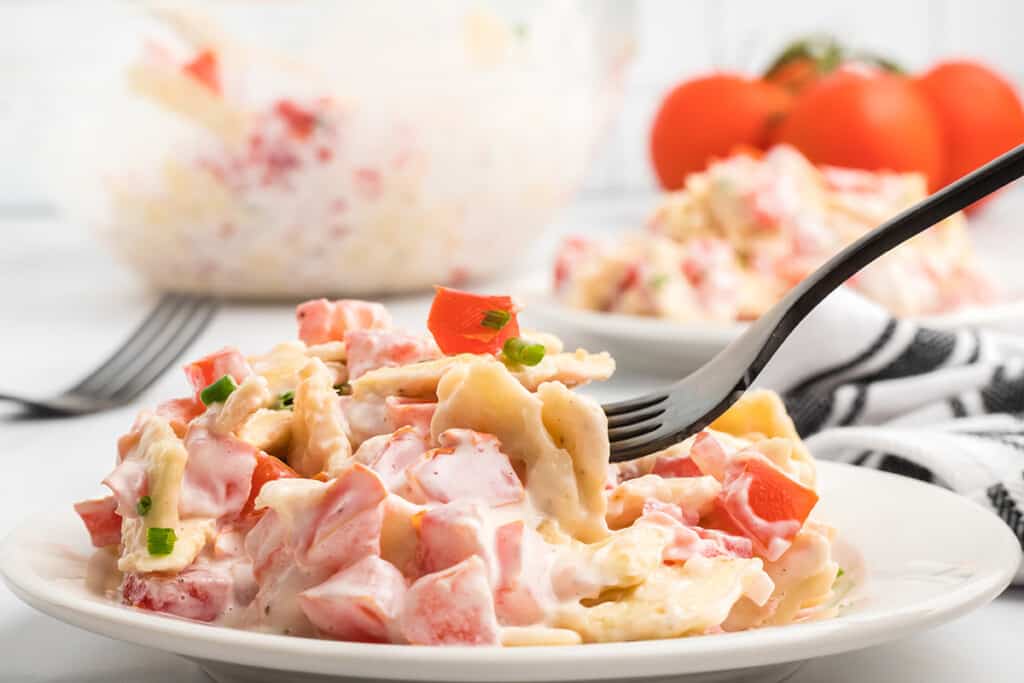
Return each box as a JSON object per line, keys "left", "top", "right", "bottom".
{"left": 836, "top": 567, "right": 845, "bottom": 579}
{"left": 334, "top": 382, "right": 352, "bottom": 396}
{"left": 147, "top": 527, "right": 177, "bottom": 556}
{"left": 502, "top": 337, "right": 546, "bottom": 367}
{"left": 481, "top": 309, "right": 511, "bottom": 331}
{"left": 200, "top": 374, "right": 238, "bottom": 405}
{"left": 273, "top": 390, "right": 295, "bottom": 410}
{"left": 136, "top": 495, "right": 152, "bottom": 516}
{"left": 648, "top": 274, "right": 669, "bottom": 290}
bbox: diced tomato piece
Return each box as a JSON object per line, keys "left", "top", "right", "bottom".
{"left": 275, "top": 99, "right": 317, "bottom": 139}
{"left": 385, "top": 397, "right": 436, "bottom": 437}
{"left": 303, "top": 464, "right": 388, "bottom": 573}
{"left": 365, "top": 427, "right": 430, "bottom": 494}
{"left": 239, "top": 452, "right": 299, "bottom": 522}
{"left": 719, "top": 455, "right": 819, "bottom": 561}
{"left": 183, "top": 347, "right": 252, "bottom": 401}
{"left": 182, "top": 49, "right": 220, "bottom": 94}
{"left": 401, "top": 556, "right": 500, "bottom": 645}
{"left": 103, "top": 455, "right": 148, "bottom": 518}
{"left": 415, "top": 501, "right": 489, "bottom": 576}
{"left": 74, "top": 496, "right": 122, "bottom": 548}
{"left": 688, "top": 431, "right": 731, "bottom": 481}
{"left": 493, "top": 521, "right": 555, "bottom": 626}
{"left": 179, "top": 419, "right": 259, "bottom": 520}
{"left": 695, "top": 527, "right": 754, "bottom": 559}
{"left": 641, "top": 499, "right": 692, "bottom": 524}
{"left": 426, "top": 287, "right": 520, "bottom": 355}
{"left": 616, "top": 264, "right": 641, "bottom": 294}
{"left": 553, "top": 236, "right": 593, "bottom": 291}
{"left": 353, "top": 167, "right": 382, "bottom": 201}
{"left": 122, "top": 565, "right": 231, "bottom": 622}
{"left": 741, "top": 457, "right": 819, "bottom": 525}
{"left": 295, "top": 299, "right": 391, "bottom": 345}
{"left": 701, "top": 498, "right": 749, "bottom": 538}
{"left": 299, "top": 556, "right": 407, "bottom": 642}
{"left": 154, "top": 397, "right": 205, "bottom": 437}
{"left": 407, "top": 429, "right": 523, "bottom": 506}
{"left": 641, "top": 505, "right": 753, "bottom": 563}
{"left": 651, "top": 455, "right": 703, "bottom": 478}
{"left": 344, "top": 329, "right": 440, "bottom": 380}
{"left": 244, "top": 509, "right": 289, "bottom": 581}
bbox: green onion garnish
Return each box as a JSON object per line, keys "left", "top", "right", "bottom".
{"left": 836, "top": 567, "right": 845, "bottom": 579}
{"left": 147, "top": 527, "right": 177, "bottom": 556}
{"left": 481, "top": 309, "right": 511, "bottom": 331}
{"left": 334, "top": 383, "right": 352, "bottom": 396}
{"left": 502, "top": 337, "right": 546, "bottom": 367}
{"left": 200, "top": 374, "right": 238, "bottom": 405}
{"left": 273, "top": 390, "right": 295, "bottom": 410}
{"left": 649, "top": 274, "right": 669, "bottom": 290}
{"left": 136, "top": 495, "right": 152, "bottom": 516}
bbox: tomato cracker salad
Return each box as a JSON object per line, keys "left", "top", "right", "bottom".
{"left": 74, "top": 288, "right": 840, "bottom": 645}
{"left": 555, "top": 145, "right": 995, "bottom": 321}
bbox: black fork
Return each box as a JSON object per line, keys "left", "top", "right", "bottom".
{"left": 605, "top": 144, "right": 1024, "bottom": 462}
{"left": 0, "top": 293, "right": 219, "bottom": 417}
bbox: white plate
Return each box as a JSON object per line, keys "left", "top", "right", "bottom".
{"left": 521, "top": 288, "right": 1024, "bottom": 374}
{"left": 2, "top": 463, "right": 1019, "bottom": 683}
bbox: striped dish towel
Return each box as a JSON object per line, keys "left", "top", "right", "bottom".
{"left": 756, "top": 289, "right": 1024, "bottom": 582}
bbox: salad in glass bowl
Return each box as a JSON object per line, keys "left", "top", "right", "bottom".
{"left": 73, "top": 287, "right": 841, "bottom": 645}
{"left": 57, "top": 1, "right": 632, "bottom": 297}
{"left": 555, "top": 145, "right": 996, "bottom": 322}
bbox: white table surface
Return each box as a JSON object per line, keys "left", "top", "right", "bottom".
{"left": 1, "top": 199, "right": 1022, "bottom": 683}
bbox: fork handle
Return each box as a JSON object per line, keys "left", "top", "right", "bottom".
{"left": 738, "top": 143, "right": 1024, "bottom": 388}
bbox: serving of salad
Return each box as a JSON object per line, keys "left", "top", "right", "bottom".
{"left": 555, "top": 145, "right": 995, "bottom": 322}
{"left": 74, "top": 288, "right": 839, "bottom": 645}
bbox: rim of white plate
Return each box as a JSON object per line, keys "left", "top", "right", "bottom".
{"left": 519, "top": 287, "right": 1024, "bottom": 347}
{"left": 1, "top": 463, "right": 1019, "bottom": 682}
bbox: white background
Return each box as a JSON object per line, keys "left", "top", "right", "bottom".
{"left": 1, "top": 0, "right": 1023, "bottom": 207}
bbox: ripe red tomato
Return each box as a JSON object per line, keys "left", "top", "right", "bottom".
{"left": 765, "top": 58, "right": 821, "bottom": 95}
{"left": 427, "top": 287, "right": 520, "bottom": 356}
{"left": 650, "top": 74, "right": 791, "bottom": 190}
{"left": 773, "top": 65, "right": 946, "bottom": 190}
{"left": 239, "top": 452, "right": 298, "bottom": 521}
{"left": 915, "top": 60, "right": 1024, "bottom": 210}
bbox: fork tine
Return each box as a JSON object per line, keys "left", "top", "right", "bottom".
{"left": 70, "top": 294, "right": 186, "bottom": 393}
{"left": 81, "top": 296, "right": 204, "bottom": 398}
{"left": 607, "top": 418, "right": 663, "bottom": 443}
{"left": 608, "top": 424, "right": 685, "bottom": 463}
{"left": 103, "top": 298, "right": 218, "bottom": 403}
{"left": 606, "top": 406, "right": 666, "bottom": 429}
{"left": 602, "top": 393, "right": 668, "bottom": 417}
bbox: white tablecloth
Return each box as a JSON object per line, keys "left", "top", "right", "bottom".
{"left": 1, "top": 202, "right": 1022, "bottom": 682}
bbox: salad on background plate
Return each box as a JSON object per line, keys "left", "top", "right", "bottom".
{"left": 71, "top": 288, "right": 841, "bottom": 646}
{"left": 555, "top": 146, "right": 995, "bottom": 324}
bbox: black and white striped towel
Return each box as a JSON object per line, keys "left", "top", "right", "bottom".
{"left": 756, "top": 289, "right": 1024, "bottom": 583}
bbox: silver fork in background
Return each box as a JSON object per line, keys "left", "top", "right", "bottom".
{"left": 0, "top": 294, "right": 219, "bottom": 417}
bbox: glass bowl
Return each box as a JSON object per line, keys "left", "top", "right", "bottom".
{"left": 55, "top": 0, "right": 634, "bottom": 298}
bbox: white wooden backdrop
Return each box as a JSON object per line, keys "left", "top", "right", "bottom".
{"left": 1, "top": 0, "right": 1021, "bottom": 209}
